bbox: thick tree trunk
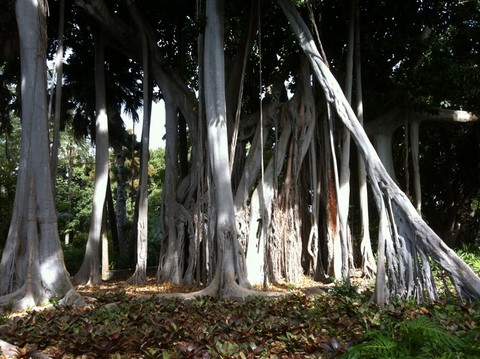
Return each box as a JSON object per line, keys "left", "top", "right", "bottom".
{"left": 157, "top": 101, "right": 182, "bottom": 284}
{"left": 279, "top": 0, "right": 480, "bottom": 303}
{"left": 0, "top": 0, "right": 83, "bottom": 310}
{"left": 202, "top": 0, "right": 252, "bottom": 298}
{"left": 332, "top": 0, "right": 355, "bottom": 281}
{"left": 127, "top": 1, "right": 151, "bottom": 285}
{"left": 73, "top": 28, "right": 109, "bottom": 286}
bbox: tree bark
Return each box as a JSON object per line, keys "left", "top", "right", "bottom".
{"left": 202, "top": 0, "right": 251, "bottom": 297}
{"left": 354, "top": 2, "right": 376, "bottom": 277}
{"left": 113, "top": 143, "right": 128, "bottom": 265}
{"left": 73, "top": 28, "right": 109, "bottom": 286}
{"left": 49, "top": 0, "right": 65, "bottom": 192}
{"left": 0, "top": 0, "right": 83, "bottom": 310}
{"left": 279, "top": 0, "right": 480, "bottom": 303}
{"left": 127, "top": 0, "right": 152, "bottom": 285}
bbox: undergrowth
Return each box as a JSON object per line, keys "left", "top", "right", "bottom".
{"left": 0, "top": 283, "right": 478, "bottom": 358}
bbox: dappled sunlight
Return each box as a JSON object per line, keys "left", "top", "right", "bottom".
{"left": 76, "top": 273, "right": 205, "bottom": 301}
{"left": 40, "top": 256, "right": 61, "bottom": 288}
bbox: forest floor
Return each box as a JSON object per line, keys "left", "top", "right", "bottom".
{"left": 0, "top": 271, "right": 479, "bottom": 358}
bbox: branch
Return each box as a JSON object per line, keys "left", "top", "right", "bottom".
{"left": 75, "top": 0, "right": 141, "bottom": 59}
{"left": 75, "top": 0, "right": 197, "bottom": 125}
{"left": 365, "top": 107, "right": 479, "bottom": 136}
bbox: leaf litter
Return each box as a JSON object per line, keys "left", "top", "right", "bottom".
{"left": 0, "top": 273, "right": 478, "bottom": 358}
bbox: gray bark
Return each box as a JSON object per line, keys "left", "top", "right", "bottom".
{"left": 279, "top": 0, "right": 480, "bottom": 303}
{"left": 73, "top": 28, "right": 109, "bottom": 286}
{"left": 202, "top": 0, "right": 251, "bottom": 297}
{"left": 0, "top": 0, "right": 83, "bottom": 310}
{"left": 156, "top": 101, "right": 182, "bottom": 284}
{"left": 127, "top": 0, "right": 151, "bottom": 285}
{"left": 113, "top": 143, "right": 128, "bottom": 264}
{"left": 49, "top": 0, "right": 65, "bottom": 190}
{"left": 354, "top": 3, "right": 376, "bottom": 277}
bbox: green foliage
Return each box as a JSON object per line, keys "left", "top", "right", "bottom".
{"left": 49, "top": 294, "right": 61, "bottom": 309}
{"left": 0, "top": 117, "right": 20, "bottom": 249}
{"left": 330, "top": 280, "right": 360, "bottom": 299}
{"left": 147, "top": 148, "right": 165, "bottom": 266}
{"left": 0, "top": 299, "right": 15, "bottom": 314}
{"left": 62, "top": 241, "right": 86, "bottom": 275}
{"left": 55, "top": 134, "right": 95, "bottom": 248}
{"left": 343, "top": 316, "right": 479, "bottom": 359}
{"left": 456, "top": 246, "right": 480, "bottom": 276}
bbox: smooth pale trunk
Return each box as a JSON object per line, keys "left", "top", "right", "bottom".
{"left": 128, "top": 7, "right": 151, "bottom": 284}
{"left": 204, "top": 0, "right": 249, "bottom": 293}
{"left": 114, "top": 144, "right": 128, "bottom": 263}
{"left": 73, "top": 29, "right": 109, "bottom": 286}
{"left": 334, "top": 0, "right": 355, "bottom": 280}
{"left": 0, "top": 0, "right": 81, "bottom": 309}
{"left": 101, "top": 211, "right": 110, "bottom": 280}
{"left": 365, "top": 108, "right": 478, "bottom": 218}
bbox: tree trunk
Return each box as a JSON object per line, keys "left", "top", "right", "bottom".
{"left": 128, "top": 9, "right": 151, "bottom": 284}
{"left": 113, "top": 143, "right": 128, "bottom": 266}
{"left": 157, "top": 101, "right": 182, "bottom": 284}
{"left": 354, "top": 2, "right": 376, "bottom": 277}
{"left": 49, "top": 0, "right": 65, "bottom": 192}
{"left": 73, "top": 28, "right": 109, "bottom": 286}
{"left": 127, "top": 1, "right": 152, "bottom": 284}
{"left": 364, "top": 107, "right": 478, "bottom": 212}
{"left": 202, "top": 0, "right": 251, "bottom": 298}
{"left": 333, "top": 0, "right": 355, "bottom": 281}
{"left": 101, "top": 205, "right": 110, "bottom": 281}
{"left": 64, "top": 139, "right": 75, "bottom": 245}
{"left": 279, "top": 0, "right": 480, "bottom": 303}
{"left": 106, "top": 175, "right": 119, "bottom": 262}
{"left": 0, "top": 0, "right": 83, "bottom": 310}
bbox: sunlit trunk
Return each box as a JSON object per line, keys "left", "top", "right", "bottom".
{"left": 128, "top": 2, "right": 152, "bottom": 285}
{"left": 0, "top": 0, "right": 82, "bottom": 310}
{"left": 73, "top": 28, "right": 109, "bottom": 286}
{"left": 203, "top": 0, "right": 250, "bottom": 297}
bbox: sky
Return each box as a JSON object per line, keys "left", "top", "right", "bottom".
{"left": 123, "top": 99, "right": 166, "bottom": 150}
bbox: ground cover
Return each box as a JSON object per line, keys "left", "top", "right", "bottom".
{"left": 0, "top": 274, "right": 479, "bottom": 358}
